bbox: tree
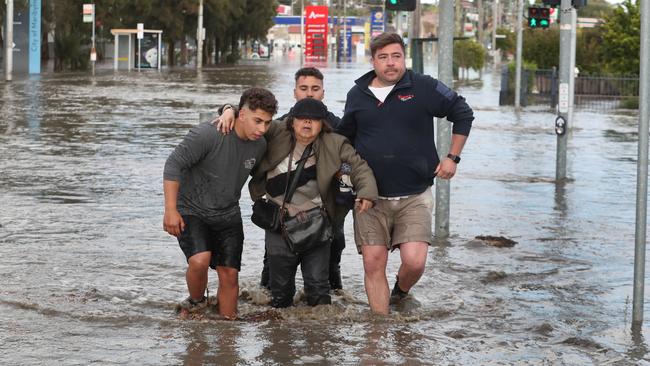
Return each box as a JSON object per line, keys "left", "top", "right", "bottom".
{"left": 52, "top": 0, "right": 90, "bottom": 71}
{"left": 522, "top": 28, "right": 560, "bottom": 70}
{"left": 495, "top": 26, "right": 515, "bottom": 55}
{"left": 577, "top": 0, "right": 614, "bottom": 19}
{"left": 600, "top": 0, "right": 640, "bottom": 75}
{"left": 453, "top": 39, "right": 486, "bottom": 80}
{"left": 576, "top": 27, "right": 605, "bottom": 75}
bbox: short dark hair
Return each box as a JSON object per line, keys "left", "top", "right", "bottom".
{"left": 370, "top": 32, "right": 405, "bottom": 57}
{"left": 239, "top": 87, "right": 278, "bottom": 115}
{"left": 294, "top": 67, "right": 324, "bottom": 82}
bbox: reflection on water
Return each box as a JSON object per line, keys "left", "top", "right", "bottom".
{"left": 0, "top": 61, "right": 649, "bottom": 364}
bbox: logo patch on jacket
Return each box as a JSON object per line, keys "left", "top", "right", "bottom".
{"left": 398, "top": 94, "right": 414, "bottom": 102}
{"left": 244, "top": 158, "right": 256, "bottom": 170}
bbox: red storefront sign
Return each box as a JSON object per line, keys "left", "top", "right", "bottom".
{"left": 304, "top": 6, "right": 328, "bottom": 60}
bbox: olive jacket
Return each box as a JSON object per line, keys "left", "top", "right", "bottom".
{"left": 249, "top": 121, "right": 378, "bottom": 225}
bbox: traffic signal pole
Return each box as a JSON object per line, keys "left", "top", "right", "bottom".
{"left": 435, "top": 0, "right": 454, "bottom": 238}
{"left": 5, "top": 0, "right": 14, "bottom": 81}
{"left": 514, "top": 0, "right": 523, "bottom": 108}
{"left": 633, "top": 0, "right": 650, "bottom": 327}
{"left": 556, "top": 0, "right": 575, "bottom": 181}
{"left": 197, "top": 0, "right": 203, "bottom": 69}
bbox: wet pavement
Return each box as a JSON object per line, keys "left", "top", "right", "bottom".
{"left": 1, "top": 58, "right": 649, "bottom": 365}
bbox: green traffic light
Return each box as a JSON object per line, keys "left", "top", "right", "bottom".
{"left": 390, "top": 0, "right": 397, "bottom": 3}
{"left": 529, "top": 18, "right": 537, "bottom": 28}
{"left": 540, "top": 19, "right": 549, "bottom": 27}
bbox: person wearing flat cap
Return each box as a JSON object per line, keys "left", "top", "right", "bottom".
{"left": 246, "top": 98, "right": 378, "bottom": 308}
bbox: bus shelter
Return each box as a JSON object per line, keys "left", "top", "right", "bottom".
{"left": 110, "top": 29, "right": 163, "bottom": 70}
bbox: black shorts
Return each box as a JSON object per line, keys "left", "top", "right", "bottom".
{"left": 177, "top": 211, "right": 244, "bottom": 271}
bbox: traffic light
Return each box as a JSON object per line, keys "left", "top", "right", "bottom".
{"left": 528, "top": 6, "right": 550, "bottom": 28}
{"left": 385, "top": 0, "right": 416, "bottom": 11}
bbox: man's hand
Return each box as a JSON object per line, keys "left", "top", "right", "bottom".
{"left": 434, "top": 158, "right": 457, "bottom": 180}
{"left": 355, "top": 198, "right": 374, "bottom": 214}
{"left": 212, "top": 108, "right": 236, "bottom": 134}
{"left": 163, "top": 209, "right": 185, "bottom": 237}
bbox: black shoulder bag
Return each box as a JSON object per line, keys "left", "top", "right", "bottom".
{"left": 279, "top": 144, "right": 333, "bottom": 255}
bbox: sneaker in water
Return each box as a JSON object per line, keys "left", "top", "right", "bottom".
{"left": 389, "top": 276, "right": 409, "bottom": 305}
{"left": 179, "top": 296, "right": 208, "bottom": 312}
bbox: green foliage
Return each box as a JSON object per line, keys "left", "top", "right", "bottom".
{"left": 576, "top": 27, "right": 605, "bottom": 75}
{"left": 495, "top": 27, "right": 515, "bottom": 54}
{"left": 620, "top": 97, "right": 639, "bottom": 109}
{"left": 600, "top": 0, "right": 640, "bottom": 75}
{"left": 578, "top": 0, "right": 614, "bottom": 18}
{"left": 522, "top": 27, "right": 560, "bottom": 69}
{"left": 508, "top": 60, "right": 538, "bottom": 93}
{"left": 453, "top": 39, "right": 486, "bottom": 79}
{"left": 52, "top": 0, "right": 90, "bottom": 71}
{"left": 39, "top": 0, "right": 278, "bottom": 70}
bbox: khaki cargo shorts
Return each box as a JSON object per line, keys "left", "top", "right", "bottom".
{"left": 353, "top": 187, "right": 434, "bottom": 253}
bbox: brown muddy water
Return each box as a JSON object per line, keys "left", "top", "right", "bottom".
{"left": 0, "top": 60, "right": 648, "bottom": 365}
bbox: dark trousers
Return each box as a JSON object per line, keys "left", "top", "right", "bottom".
{"left": 265, "top": 230, "right": 331, "bottom": 308}
{"left": 261, "top": 220, "right": 345, "bottom": 289}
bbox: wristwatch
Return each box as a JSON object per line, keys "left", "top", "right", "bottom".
{"left": 447, "top": 153, "right": 461, "bottom": 164}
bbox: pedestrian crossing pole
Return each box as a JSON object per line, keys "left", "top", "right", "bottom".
{"left": 5, "top": 0, "right": 14, "bottom": 81}
{"left": 434, "top": 0, "right": 454, "bottom": 238}
{"left": 632, "top": 0, "right": 650, "bottom": 327}
{"left": 555, "top": 0, "right": 576, "bottom": 181}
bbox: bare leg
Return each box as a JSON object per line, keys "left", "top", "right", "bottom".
{"left": 186, "top": 251, "right": 211, "bottom": 299}
{"left": 360, "top": 245, "right": 390, "bottom": 314}
{"left": 216, "top": 266, "right": 239, "bottom": 319}
{"left": 395, "top": 242, "right": 429, "bottom": 292}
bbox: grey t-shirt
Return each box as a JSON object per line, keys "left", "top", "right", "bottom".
{"left": 163, "top": 122, "right": 266, "bottom": 219}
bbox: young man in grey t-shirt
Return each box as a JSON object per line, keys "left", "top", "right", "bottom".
{"left": 163, "top": 88, "right": 277, "bottom": 319}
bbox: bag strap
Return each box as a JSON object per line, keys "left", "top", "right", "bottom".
{"left": 283, "top": 141, "right": 313, "bottom": 204}
{"left": 278, "top": 140, "right": 314, "bottom": 226}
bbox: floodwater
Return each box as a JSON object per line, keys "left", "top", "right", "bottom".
{"left": 1, "top": 58, "right": 649, "bottom": 365}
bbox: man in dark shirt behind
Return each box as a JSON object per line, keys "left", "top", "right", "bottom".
{"left": 163, "top": 88, "right": 277, "bottom": 319}
{"left": 338, "top": 33, "right": 475, "bottom": 314}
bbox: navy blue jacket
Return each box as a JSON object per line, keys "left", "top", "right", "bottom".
{"left": 338, "top": 69, "right": 474, "bottom": 197}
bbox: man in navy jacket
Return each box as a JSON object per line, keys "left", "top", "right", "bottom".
{"left": 338, "top": 32, "right": 474, "bottom": 314}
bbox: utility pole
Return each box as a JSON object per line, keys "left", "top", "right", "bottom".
{"left": 633, "top": 0, "right": 650, "bottom": 327}
{"left": 492, "top": 0, "right": 499, "bottom": 64}
{"left": 514, "top": 0, "right": 523, "bottom": 108}
{"left": 91, "top": 5, "right": 96, "bottom": 75}
{"left": 435, "top": 0, "right": 454, "bottom": 239}
{"left": 455, "top": 0, "right": 462, "bottom": 36}
{"left": 300, "top": 0, "right": 304, "bottom": 66}
{"left": 5, "top": 0, "right": 14, "bottom": 81}
{"left": 343, "top": 0, "right": 347, "bottom": 60}
{"left": 477, "top": 0, "right": 484, "bottom": 47}
{"left": 410, "top": 0, "right": 421, "bottom": 40}
{"left": 197, "top": 0, "right": 204, "bottom": 69}
{"left": 556, "top": 0, "right": 575, "bottom": 181}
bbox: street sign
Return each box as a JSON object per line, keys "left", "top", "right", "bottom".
{"left": 304, "top": 6, "right": 328, "bottom": 60}
{"left": 83, "top": 4, "right": 94, "bottom": 23}
{"left": 559, "top": 82, "right": 569, "bottom": 113}
{"left": 137, "top": 23, "right": 144, "bottom": 40}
